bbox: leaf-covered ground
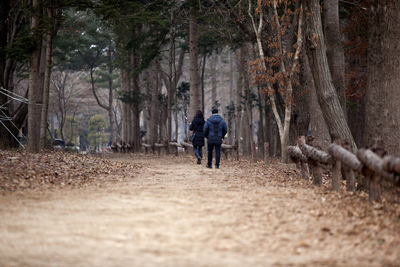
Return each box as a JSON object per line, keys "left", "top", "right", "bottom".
{"left": 0, "top": 151, "right": 400, "bottom": 266}
{"left": 0, "top": 150, "right": 140, "bottom": 192}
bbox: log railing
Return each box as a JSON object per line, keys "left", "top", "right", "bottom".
{"left": 222, "top": 142, "right": 239, "bottom": 160}
{"left": 138, "top": 139, "right": 239, "bottom": 160}
{"left": 288, "top": 136, "right": 400, "bottom": 202}
{"left": 110, "top": 142, "right": 132, "bottom": 153}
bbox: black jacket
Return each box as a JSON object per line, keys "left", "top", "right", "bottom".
{"left": 189, "top": 116, "right": 205, "bottom": 146}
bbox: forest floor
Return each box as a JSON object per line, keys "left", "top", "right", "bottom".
{"left": 0, "top": 151, "right": 400, "bottom": 267}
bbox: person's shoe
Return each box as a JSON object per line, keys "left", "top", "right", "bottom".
{"left": 215, "top": 165, "right": 219, "bottom": 169}
{"left": 206, "top": 164, "right": 212, "bottom": 168}
{"left": 197, "top": 159, "right": 201, "bottom": 164}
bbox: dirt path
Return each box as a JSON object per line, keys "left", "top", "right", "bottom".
{"left": 1, "top": 155, "right": 399, "bottom": 266}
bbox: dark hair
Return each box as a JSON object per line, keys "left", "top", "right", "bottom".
{"left": 212, "top": 108, "right": 218, "bottom": 114}
{"left": 195, "top": 110, "right": 203, "bottom": 119}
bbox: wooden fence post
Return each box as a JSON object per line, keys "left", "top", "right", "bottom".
{"left": 288, "top": 143, "right": 309, "bottom": 180}
{"left": 342, "top": 140, "right": 357, "bottom": 192}
{"left": 356, "top": 147, "right": 393, "bottom": 202}
{"left": 300, "top": 136, "right": 332, "bottom": 186}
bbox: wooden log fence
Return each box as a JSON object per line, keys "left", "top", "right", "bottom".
{"left": 221, "top": 143, "right": 239, "bottom": 160}
{"left": 287, "top": 145, "right": 309, "bottom": 180}
{"left": 111, "top": 142, "right": 132, "bottom": 153}
{"left": 288, "top": 136, "right": 400, "bottom": 202}
{"left": 169, "top": 142, "right": 182, "bottom": 156}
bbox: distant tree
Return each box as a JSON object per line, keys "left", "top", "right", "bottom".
{"left": 64, "top": 115, "right": 78, "bottom": 145}
{"left": 176, "top": 81, "right": 190, "bottom": 137}
{"left": 50, "top": 71, "right": 83, "bottom": 141}
{"left": 248, "top": 0, "right": 304, "bottom": 162}
{"left": 87, "top": 114, "right": 108, "bottom": 152}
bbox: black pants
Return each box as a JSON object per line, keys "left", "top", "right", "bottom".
{"left": 207, "top": 143, "right": 221, "bottom": 167}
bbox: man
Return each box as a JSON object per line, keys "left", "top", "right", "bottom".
{"left": 204, "top": 108, "right": 227, "bottom": 169}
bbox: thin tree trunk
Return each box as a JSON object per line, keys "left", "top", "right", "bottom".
{"left": 235, "top": 48, "right": 244, "bottom": 154}
{"left": 210, "top": 54, "right": 217, "bottom": 107}
{"left": 189, "top": 14, "right": 200, "bottom": 120}
{"left": 201, "top": 53, "right": 206, "bottom": 114}
{"left": 149, "top": 60, "right": 158, "bottom": 148}
{"left": 167, "top": 10, "right": 175, "bottom": 145}
{"left": 40, "top": 8, "right": 54, "bottom": 148}
{"left": 120, "top": 68, "right": 129, "bottom": 144}
{"left": 130, "top": 48, "right": 141, "bottom": 151}
{"left": 107, "top": 47, "right": 116, "bottom": 143}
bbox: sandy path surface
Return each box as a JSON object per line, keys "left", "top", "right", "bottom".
{"left": 1, "top": 155, "right": 399, "bottom": 266}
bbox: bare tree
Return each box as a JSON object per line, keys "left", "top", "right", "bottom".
{"left": 50, "top": 71, "right": 83, "bottom": 141}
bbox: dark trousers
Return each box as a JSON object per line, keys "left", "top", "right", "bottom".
{"left": 193, "top": 145, "right": 203, "bottom": 160}
{"left": 207, "top": 143, "right": 221, "bottom": 167}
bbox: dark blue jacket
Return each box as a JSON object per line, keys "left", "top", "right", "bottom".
{"left": 189, "top": 116, "right": 205, "bottom": 146}
{"left": 204, "top": 114, "right": 227, "bottom": 145}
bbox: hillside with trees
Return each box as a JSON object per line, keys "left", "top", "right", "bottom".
{"left": 2, "top": 0, "right": 398, "bottom": 158}
{"left": 1, "top": 1, "right": 400, "bottom": 265}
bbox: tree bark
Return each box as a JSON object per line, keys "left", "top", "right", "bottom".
{"left": 120, "top": 68, "right": 129, "bottom": 144}
{"left": 323, "top": 0, "right": 347, "bottom": 115}
{"left": 304, "top": 51, "right": 330, "bottom": 150}
{"left": 189, "top": 14, "right": 200, "bottom": 120}
{"left": 364, "top": 0, "right": 400, "bottom": 156}
{"left": 328, "top": 143, "right": 362, "bottom": 172}
{"left": 130, "top": 49, "right": 141, "bottom": 151}
{"left": 149, "top": 60, "right": 158, "bottom": 149}
{"left": 210, "top": 54, "right": 217, "bottom": 107}
{"left": 40, "top": 10, "right": 54, "bottom": 149}
{"left": 107, "top": 47, "right": 116, "bottom": 144}
{"left": 304, "top": 0, "right": 356, "bottom": 151}
{"left": 235, "top": 48, "right": 243, "bottom": 154}
{"left": 300, "top": 143, "right": 333, "bottom": 165}
{"left": 27, "top": 0, "right": 42, "bottom": 153}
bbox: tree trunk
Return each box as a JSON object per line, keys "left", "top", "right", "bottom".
{"left": 27, "top": 0, "right": 41, "bottom": 153}
{"left": 323, "top": 0, "right": 347, "bottom": 115}
{"left": 304, "top": 0, "right": 356, "bottom": 151}
{"left": 228, "top": 51, "right": 234, "bottom": 144}
{"left": 235, "top": 47, "right": 244, "bottom": 155}
{"left": 40, "top": 21, "right": 54, "bottom": 148}
{"left": 130, "top": 49, "right": 141, "bottom": 152}
{"left": 149, "top": 60, "right": 158, "bottom": 148}
{"left": 364, "top": 0, "right": 400, "bottom": 156}
{"left": 120, "top": 68, "right": 129, "bottom": 144}
{"left": 200, "top": 53, "right": 206, "bottom": 114}
{"left": 189, "top": 14, "right": 200, "bottom": 120}
{"left": 210, "top": 54, "right": 217, "bottom": 107}
{"left": 107, "top": 46, "right": 116, "bottom": 143}
{"left": 304, "top": 50, "right": 330, "bottom": 150}
{"left": 242, "top": 45, "right": 252, "bottom": 157}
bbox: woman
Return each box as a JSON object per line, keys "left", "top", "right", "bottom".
{"left": 189, "top": 110, "right": 205, "bottom": 164}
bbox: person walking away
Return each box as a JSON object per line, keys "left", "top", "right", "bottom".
{"left": 189, "top": 110, "right": 205, "bottom": 164}
{"left": 204, "top": 108, "right": 227, "bottom": 169}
